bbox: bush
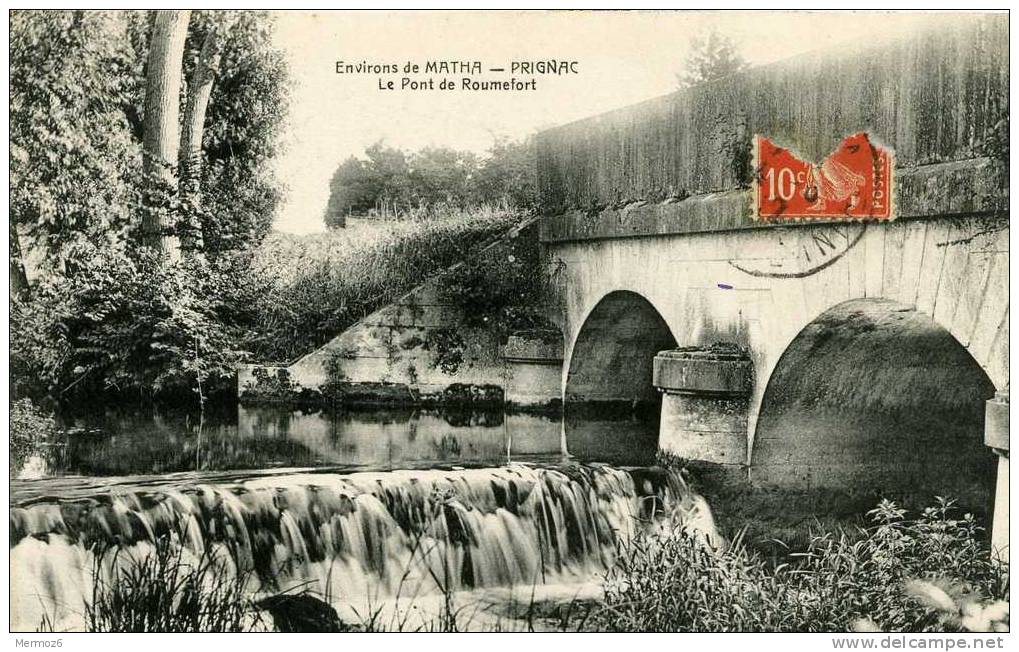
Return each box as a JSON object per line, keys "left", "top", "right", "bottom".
{"left": 9, "top": 398, "right": 58, "bottom": 477}
{"left": 596, "top": 498, "right": 1008, "bottom": 632}
{"left": 11, "top": 248, "right": 247, "bottom": 403}
{"left": 435, "top": 222, "right": 556, "bottom": 340}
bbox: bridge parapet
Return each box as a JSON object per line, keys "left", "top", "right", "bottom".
{"left": 537, "top": 16, "right": 1006, "bottom": 243}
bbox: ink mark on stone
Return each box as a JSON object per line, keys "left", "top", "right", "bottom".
{"left": 729, "top": 223, "right": 868, "bottom": 279}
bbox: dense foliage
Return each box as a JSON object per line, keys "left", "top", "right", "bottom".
{"left": 596, "top": 499, "right": 1008, "bottom": 632}
{"left": 323, "top": 137, "right": 536, "bottom": 226}
{"left": 178, "top": 12, "right": 291, "bottom": 253}
{"left": 10, "top": 11, "right": 141, "bottom": 273}
{"left": 10, "top": 398, "right": 59, "bottom": 477}
{"left": 11, "top": 251, "right": 251, "bottom": 403}
{"left": 10, "top": 10, "right": 290, "bottom": 404}
{"left": 435, "top": 220, "right": 558, "bottom": 340}
{"left": 245, "top": 209, "right": 522, "bottom": 362}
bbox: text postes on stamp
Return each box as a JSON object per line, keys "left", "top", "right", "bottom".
{"left": 754, "top": 133, "right": 893, "bottom": 221}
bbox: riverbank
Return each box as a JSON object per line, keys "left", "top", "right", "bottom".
{"left": 12, "top": 455, "right": 1008, "bottom": 633}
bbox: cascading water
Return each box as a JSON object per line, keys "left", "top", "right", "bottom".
{"left": 10, "top": 463, "right": 718, "bottom": 632}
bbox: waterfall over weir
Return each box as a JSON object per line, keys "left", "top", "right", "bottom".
{"left": 10, "top": 464, "right": 717, "bottom": 631}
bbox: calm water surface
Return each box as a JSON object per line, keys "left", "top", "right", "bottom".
{"left": 15, "top": 403, "right": 661, "bottom": 485}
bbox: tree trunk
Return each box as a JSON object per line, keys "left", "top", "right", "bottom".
{"left": 179, "top": 24, "right": 222, "bottom": 252}
{"left": 9, "top": 221, "right": 30, "bottom": 301}
{"left": 141, "top": 10, "right": 191, "bottom": 257}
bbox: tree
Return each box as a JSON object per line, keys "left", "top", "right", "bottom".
{"left": 180, "top": 25, "right": 222, "bottom": 188}
{"left": 363, "top": 142, "right": 411, "bottom": 215}
{"left": 407, "top": 147, "right": 478, "bottom": 209}
{"left": 320, "top": 136, "right": 536, "bottom": 225}
{"left": 141, "top": 10, "right": 191, "bottom": 256}
{"left": 186, "top": 11, "right": 291, "bottom": 253}
{"left": 472, "top": 136, "right": 537, "bottom": 210}
{"left": 323, "top": 157, "right": 374, "bottom": 227}
{"left": 10, "top": 10, "right": 141, "bottom": 274}
{"left": 179, "top": 22, "right": 223, "bottom": 250}
{"left": 677, "top": 30, "right": 749, "bottom": 88}
{"left": 9, "top": 10, "right": 291, "bottom": 404}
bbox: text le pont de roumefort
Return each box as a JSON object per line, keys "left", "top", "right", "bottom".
{"left": 335, "top": 60, "right": 580, "bottom": 91}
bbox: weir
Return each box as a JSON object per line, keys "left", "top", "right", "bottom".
{"left": 10, "top": 464, "right": 714, "bottom": 631}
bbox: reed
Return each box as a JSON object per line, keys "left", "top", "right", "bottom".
{"left": 593, "top": 498, "right": 1009, "bottom": 633}
{"left": 85, "top": 539, "right": 260, "bottom": 633}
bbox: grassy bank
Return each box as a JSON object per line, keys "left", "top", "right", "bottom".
{"left": 245, "top": 208, "right": 524, "bottom": 362}
{"left": 594, "top": 498, "right": 1008, "bottom": 633}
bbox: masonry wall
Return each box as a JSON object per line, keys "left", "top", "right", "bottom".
{"left": 552, "top": 214, "right": 1009, "bottom": 450}
{"left": 238, "top": 221, "right": 564, "bottom": 409}
{"left": 537, "top": 16, "right": 1007, "bottom": 221}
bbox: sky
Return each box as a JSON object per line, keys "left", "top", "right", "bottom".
{"left": 269, "top": 10, "right": 958, "bottom": 234}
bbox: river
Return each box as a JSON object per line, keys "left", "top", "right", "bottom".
{"left": 10, "top": 404, "right": 710, "bottom": 632}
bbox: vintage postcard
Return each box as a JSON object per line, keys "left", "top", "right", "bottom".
{"left": 7, "top": 9, "right": 1010, "bottom": 639}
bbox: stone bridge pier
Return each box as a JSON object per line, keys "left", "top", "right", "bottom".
{"left": 537, "top": 16, "right": 1008, "bottom": 558}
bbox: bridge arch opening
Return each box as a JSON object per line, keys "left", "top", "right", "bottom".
{"left": 563, "top": 290, "right": 677, "bottom": 464}
{"left": 751, "top": 298, "right": 996, "bottom": 515}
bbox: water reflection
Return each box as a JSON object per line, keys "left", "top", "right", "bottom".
{"left": 563, "top": 401, "right": 661, "bottom": 467}
{"left": 34, "top": 405, "right": 572, "bottom": 478}
{"left": 18, "top": 398, "right": 672, "bottom": 481}
{"left": 238, "top": 405, "right": 564, "bottom": 471}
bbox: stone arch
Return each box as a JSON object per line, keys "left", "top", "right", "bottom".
{"left": 750, "top": 297, "right": 997, "bottom": 515}
{"left": 562, "top": 290, "right": 677, "bottom": 464}
{"left": 564, "top": 290, "right": 677, "bottom": 404}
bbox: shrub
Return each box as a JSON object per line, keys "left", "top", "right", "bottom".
{"left": 11, "top": 249, "right": 249, "bottom": 404}
{"left": 9, "top": 398, "right": 58, "bottom": 477}
{"left": 596, "top": 498, "right": 1008, "bottom": 632}
{"left": 435, "top": 221, "right": 558, "bottom": 340}
{"left": 429, "top": 328, "right": 466, "bottom": 374}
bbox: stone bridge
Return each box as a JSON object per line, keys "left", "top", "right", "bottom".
{"left": 538, "top": 17, "right": 1008, "bottom": 555}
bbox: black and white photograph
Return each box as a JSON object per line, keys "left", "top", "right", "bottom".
{"left": 6, "top": 8, "right": 1012, "bottom": 638}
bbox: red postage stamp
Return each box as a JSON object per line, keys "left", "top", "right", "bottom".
{"left": 753, "top": 132, "right": 893, "bottom": 220}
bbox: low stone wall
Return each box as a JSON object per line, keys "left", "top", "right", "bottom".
{"left": 238, "top": 222, "right": 564, "bottom": 409}
{"left": 239, "top": 308, "right": 563, "bottom": 408}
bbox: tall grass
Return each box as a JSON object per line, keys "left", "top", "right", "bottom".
{"left": 68, "top": 497, "right": 1006, "bottom": 632}
{"left": 86, "top": 539, "right": 261, "bottom": 633}
{"left": 594, "top": 498, "right": 1008, "bottom": 633}
{"left": 246, "top": 207, "right": 524, "bottom": 361}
